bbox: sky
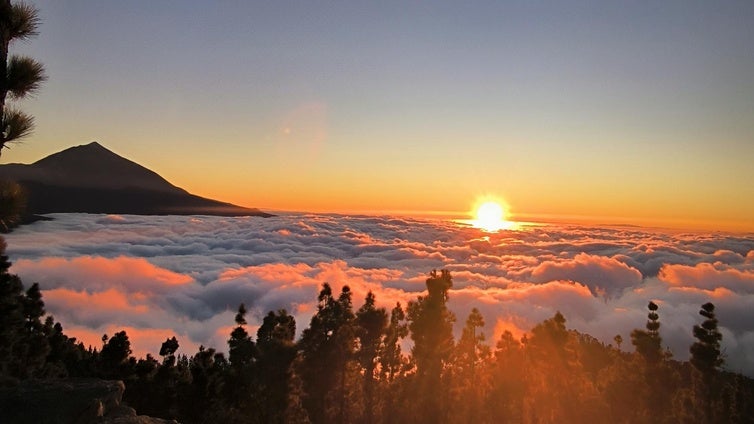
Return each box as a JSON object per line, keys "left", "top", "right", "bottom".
{"left": 6, "top": 213, "right": 754, "bottom": 375}
{"left": 3, "top": 1, "right": 754, "bottom": 230}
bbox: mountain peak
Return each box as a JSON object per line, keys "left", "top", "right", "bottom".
{"left": 0, "top": 142, "right": 272, "bottom": 218}
{"left": 81, "top": 140, "right": 107, "bottom": 149}
{"left": 11, "top": 142, "right": 186, "bottom": 195}
{"left": 77, "top": 141, "right": 115, "bottom": 153}
{"left": 36, "top": 141, "right": 122, "bottom": 166}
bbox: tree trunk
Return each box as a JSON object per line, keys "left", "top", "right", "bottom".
{"left": 364, "top": 363, "right": 375, "bottom": 424}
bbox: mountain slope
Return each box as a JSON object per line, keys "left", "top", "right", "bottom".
{"left": 0, "top": 142, "right": 271, "bottom": 217}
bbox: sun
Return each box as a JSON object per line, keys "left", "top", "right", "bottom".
{"left": 472, "top": 199, "right": 512, "bottom": 232}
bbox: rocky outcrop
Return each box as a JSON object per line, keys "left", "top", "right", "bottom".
{"left": 0, "top": 379, "right": 178, "bottom": 424}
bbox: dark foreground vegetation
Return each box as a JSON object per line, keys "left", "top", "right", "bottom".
{"left": 2, "top": 240, "right": 753, "bottom": 424}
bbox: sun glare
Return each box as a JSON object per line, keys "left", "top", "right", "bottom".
{"left": 472, "top": 200, "right": 512, "bottom": 232}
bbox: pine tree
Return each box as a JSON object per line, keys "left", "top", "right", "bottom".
{"left": 298, "top": 283, "right": 357, "bottom": 424}
{"left": 630, "top": 301, "right": 675, "bottom": 421}
{"left": 0, "top": 238, "right": 28, "bottom": 382}
{"left": 451, "top": 307, "right": 489, "bottom": 423}
{"left": 378, "top": 302, "right": 409, "bottom": 423}
{"left": 0, "top": 0, "right": 46, "bottom": 155}
{"left": 613, "top": 334, "right": 623, "bottom": 350}
{"left": 380, "top": 302, "right": 408, "bottom": 383}
{"left": 0, "top": 1, "right": 47, "bottom": 382}
{"left": 529, "top": 311, "right": 568, "bottom": 357}
{"left": 159, "top": 336, "right": 180, "bottom": 366}
{"left": 690, "top": 302, "right": 724, "bottom": 422}
{"left": 142, "top": 336, "right": 187, "bottom": 420}
{"left": 224, "top": 303, "right": 259, "bottom": 422}
{"left": 43, "top": 318, "right": 89, "bottom": 378}
{"left": 20, "top": 282, "right": 48, "bottom": 374}
{"left": 184, "top": 346, "right": 227, "bottom": 423}
{"left": 407, "top": 269, "right": 455, "bottom": 423}
{"left": 690, "top": 302, "right": 723, "bottom": 374}
{"left": 487, "top": 331, "right": 525, "bottom": 422}
{"left": 99, "top": 330, "right": 133, "bottom": 380}
{"left": 228, "top": 303, "right": 256, "bottom": 368}
{"left": 526, "top": 312, "right": 575, "bottom": 422}
{"left": 631, "top": 301, "right": 663, "bottom": 365}
{"left": 0, "top": 239, "right": 51, "bottom": 382}
{"left": 256, "top": 309, "right": 297, "bottom": 424}
{"left": 0, "top": 180, "right": 25, "bottom": 232}
{"left": 355, "top": 291, "right": 388, "bottom": 424}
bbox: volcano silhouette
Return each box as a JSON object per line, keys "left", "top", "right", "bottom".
{"left": 0, "top": 142, "right": 272, "bottom": 217}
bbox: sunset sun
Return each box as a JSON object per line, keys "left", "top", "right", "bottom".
{"left": 472, "top": 200, "right": 512, "bottom": 232}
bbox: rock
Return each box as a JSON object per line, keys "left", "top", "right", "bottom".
{"left": 0, "top": 378, "right": 123, "bottom": 424}
{"left": 105, "top": 405, "right": 137, "bottom": 418}
{"left": 0, "top": 379, "right": 178, "bottom": 424}
{"left": 101, "top": 417, "right": 178, "bottom": 424}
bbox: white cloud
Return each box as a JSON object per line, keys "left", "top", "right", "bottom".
{"left": 5, "top": 213, "right": 754, "bottom": 373}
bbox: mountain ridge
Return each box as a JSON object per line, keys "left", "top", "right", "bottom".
{"left": 6, "top": 142, "right": 187, "bottom": 193}
{"left": 0, "top": 142, "right": 271, "bottom": 218}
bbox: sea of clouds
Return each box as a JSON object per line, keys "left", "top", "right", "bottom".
{"left": 5, "top": 213, "right": 754, "bottom": 374}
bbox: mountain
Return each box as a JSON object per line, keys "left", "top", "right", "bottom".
{"left": 0, "top": 142, "right": 272, "bottom": 218}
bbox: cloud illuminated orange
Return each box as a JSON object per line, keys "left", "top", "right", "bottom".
{"left": 6, "top": 213, "right": 754, "bottom": 374}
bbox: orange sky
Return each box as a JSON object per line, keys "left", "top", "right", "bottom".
{"left": 4, "top": 1, "right": 753, "bottom": 232}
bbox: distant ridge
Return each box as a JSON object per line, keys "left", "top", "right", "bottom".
{"left": 0, "top": 142, "right": 272, "bottom": 218}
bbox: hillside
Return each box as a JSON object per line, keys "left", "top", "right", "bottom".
{"left": 0, "top": 142, "right": 271, "bottom": 218}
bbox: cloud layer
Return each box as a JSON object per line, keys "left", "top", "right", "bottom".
{"left": 5, "top": 213, "right": 754, "bottom": 374}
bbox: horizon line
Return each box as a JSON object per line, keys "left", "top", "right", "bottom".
{"left": 250, "top": 207, "right": 754, "bottom": 234}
